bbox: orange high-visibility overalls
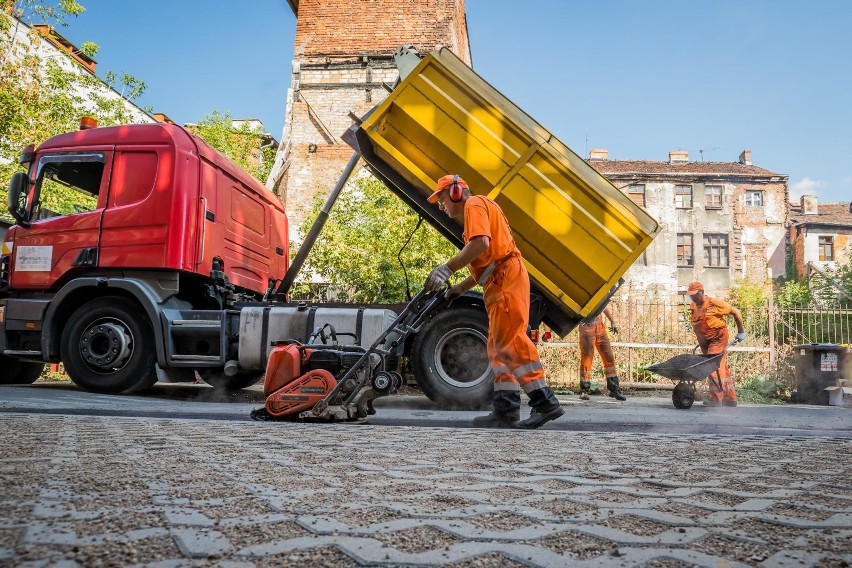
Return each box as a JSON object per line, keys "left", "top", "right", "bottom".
{"left": 464, "top": 196, "right": 545, "bottom": 395}
{"left": 690, "top": 297, "right": 737, "bottom": 403}
{"left": 579, "top": 315, "right": 617, "bottom": 388}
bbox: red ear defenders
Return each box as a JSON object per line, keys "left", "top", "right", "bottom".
{"left": 449, "top": 174, "right": 463, "bottom": 202}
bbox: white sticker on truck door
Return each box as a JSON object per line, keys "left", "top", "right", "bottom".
{"left": 15, "top": 245, "right": 53, "bottom": 271}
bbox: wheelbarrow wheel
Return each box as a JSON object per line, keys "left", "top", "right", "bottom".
{"left": 672, "top": 383, "right": 695, "bottom": 409}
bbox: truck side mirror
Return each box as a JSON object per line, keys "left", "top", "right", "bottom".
{"left": 7, "top": 172, "right": 32, "bottom": 228}
{"left": 19, "top": 144, "right": 35, "bottom": 167}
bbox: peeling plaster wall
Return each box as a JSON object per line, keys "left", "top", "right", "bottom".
{"left": 606, "top": 173, "right": 788, "bottom": 300}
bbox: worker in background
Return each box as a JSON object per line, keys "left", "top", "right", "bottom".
{"left": 423, "top": 174, "right": 564, "bottom": 429}
{"left": 687, "top": 281, "right": 746, "bottom": 406}
{"left": 578, "top": 304, "right": 626, "bottom": 401}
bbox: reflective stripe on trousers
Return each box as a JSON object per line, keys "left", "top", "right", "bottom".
{"left": 694, "top": 325, "right": 737, "bottom": 403}
{"left": 579, "top": 321, "right": 617, "bottom": 381}
{"left": 484, "top": 256, "right": 546, "bottom": 394}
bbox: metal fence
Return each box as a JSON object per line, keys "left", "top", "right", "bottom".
{"left": 538, "top": 300, "right": 850, "bottom": 389}
{"left": 774, "top": 306, "right": 852, "bottom": 345}
{"left": 283, "top": 289, "right": 850, "bottom": 388}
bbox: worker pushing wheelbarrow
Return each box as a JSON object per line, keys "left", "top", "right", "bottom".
{"left": 645, "top": 339, "right": 741, "bottom": 409}
{"left": 646, "top": 281, "right": 746, "bottom": 409}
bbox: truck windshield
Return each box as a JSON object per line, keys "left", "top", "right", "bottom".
{"left": 33, "top": 153, "right": 106, "bottom": 220}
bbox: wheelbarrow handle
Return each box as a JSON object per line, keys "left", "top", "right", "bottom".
{"left": 691, "top": 337, "right": 741, "bottom": 355}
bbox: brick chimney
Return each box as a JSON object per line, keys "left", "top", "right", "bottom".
{"left": 589, "top": 148, "right": 608, "bottom": 160}
{"left": 274, "top": 0, "right": 471, "bottom": 238}
{"left": 669, "top": 150, "right": 688, "bottom": 163}
{"left": 739, "top": 149, "right": 752, "bottom": 165}
{"left": 801, "top": 194, "right": 818, "bottom": 215}
{"left": 153, "top": 113, "right": 175, "bottom": 125}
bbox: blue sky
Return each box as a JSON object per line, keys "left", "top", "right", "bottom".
{"left": 62, "top": 0, "right": 850, "bottom": 203}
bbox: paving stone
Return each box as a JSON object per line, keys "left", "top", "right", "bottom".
{"left": 0, "top": 414, "right": 849, "bottom": 567}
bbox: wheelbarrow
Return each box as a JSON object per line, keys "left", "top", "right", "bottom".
{"left": 644, "top": 341, "right": 739, "bottom": 409}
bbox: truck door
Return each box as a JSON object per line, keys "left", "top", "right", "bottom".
{"left": 10, "top": 150, "right": 111, "bottom": 290}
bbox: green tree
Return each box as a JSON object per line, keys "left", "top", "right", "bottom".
{"left": 775, "top": 278, "right": 812, "bottom": 307}
{"left": 1, "top": 1, "right": 149, "bottom": 221}
{"left": 729, "top": 277, "right": 767, "bottom": 308}
{"left": 186, "top": 111, "right": 275, "bottom": 183}
{"left": 293, "top": 174, "right": 460, "bottom": 303}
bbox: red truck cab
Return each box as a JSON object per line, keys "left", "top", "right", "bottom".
{"left": 6, "top": 122, "right": 287, "bottom": 294}
{"left": 1, "top": 122, "right": 289, "bottom": 392}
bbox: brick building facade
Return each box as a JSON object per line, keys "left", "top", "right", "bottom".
{"left": 269, "top": 0, "right": 471, "bottom": 238}
{"left": 789, "top": 196, "right": 852, "bottom": 278}
{"left": 588, "top": 149, "right": 789, "bottom": 299}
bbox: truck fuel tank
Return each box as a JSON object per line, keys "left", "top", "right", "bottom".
{"left": 237, "top": 306, "right": 400, "bottom": 371}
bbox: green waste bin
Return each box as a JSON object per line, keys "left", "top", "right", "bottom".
{"left": 792, "top": 343, "right": 846, "bottom": 405}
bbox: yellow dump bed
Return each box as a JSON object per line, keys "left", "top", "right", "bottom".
{"left": 346, "top": 48, "right": 659, "bottom": 335}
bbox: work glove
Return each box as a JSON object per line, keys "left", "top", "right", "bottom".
{"left": 446, "top": 283, "right": 465, "bottom": 300}
{"left": 424, "top": 264, "right": 452, "bottom": 291}
{"left": 609, "top": 325, "right": 619, "bottom": 335}
{"left": 735, "top": 332, "right": 746, "bottom": 342}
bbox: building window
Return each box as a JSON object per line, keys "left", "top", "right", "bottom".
{"left": 677, "top": 233, "right": 694, "bottom": 266}
{"left": 705, "top": 186, "right": 722, "bottom": 209}
{"left": 819, "top": 236, "right": 834, "bottom": 261}
{"left": 704, "top": 233, "right": 729, "bottom": 267}
{"left": 745, "top": 190, "right": 763, "bottom": 207}
{"left": 627, "top": 184, "right": 645, "bottom": 207}
{"left": 675, "top": 185, "right": 693, "bottom": 208}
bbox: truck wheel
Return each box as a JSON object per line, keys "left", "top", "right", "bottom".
{"left": 60, "top": 297, "right": 157, "bottom": 394}
{"left": 199, "top": 368, "right": 262, "bottom": 391}
{"left": 0, "top": 354, "right": 44, "bottom": 385}
{"left": 411, "top": 307, "right": 492, "bottom": 409}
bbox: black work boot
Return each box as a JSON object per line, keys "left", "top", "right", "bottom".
{"left": 515, "top": 387, "right": 564, "bottom": 429}
{"left": 472, "top": 390, "right": 521, "bottom": 428}
{"left": 606, "top": 376, "right": 627, "bottom": 401}
{"left": 579, "top": 379, "right": 591, "bottom": 401}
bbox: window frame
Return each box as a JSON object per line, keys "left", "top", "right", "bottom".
{"left": 744, "top": 190, "right": 764, "bottom": 207}
{"left": 676, "top": 233, "right": 694, "bottom": 267}
{"left": 705, "top": 185, "right": 723, "bottom": 209}
{"left": 674, "top": 185, "right": 693, "bottom": 209}
{"left": 703, "top": 233, "right": 730, "bottom": 268}
{"left": 627, "top": 184, "right": 645, "bottom": 207}
{"left": 819, "top": 236, "right": 834, "bottom": 261}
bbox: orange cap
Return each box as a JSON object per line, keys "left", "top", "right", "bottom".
{"left": 687, "top": 281, "right": 704, "bottom": 294}
{"left": 427, "top": 174, "right": 468, "bottom": 203}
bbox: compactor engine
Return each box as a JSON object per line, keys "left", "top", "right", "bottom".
{"left": 254, "top": 289, "right": 445, "bottom": 422}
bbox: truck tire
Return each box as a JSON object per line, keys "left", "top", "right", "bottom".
{"left": 60, "top": 297, "right": 157, "bottom": 394}
{"left": 0, "top": 354, "right": 44, "bottom": 385}
{"left": 199, "top": 368, "right": 262, "bottom": 391}
{"left": 411, "top": 307, "right": 492, "bottom": 409}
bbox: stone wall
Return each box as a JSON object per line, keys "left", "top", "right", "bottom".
{"left": 271, "top": 0, "right": 470, "bottom": 240}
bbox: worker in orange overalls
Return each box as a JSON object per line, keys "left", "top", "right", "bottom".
{"left": 578, "top": 304, "right": 626, "bottom": 401}
{"left": 687, "top": 281, "right": 746, "bottom": 406}
{"left": 424, "top": 174, "right": 564, "bottom": 429}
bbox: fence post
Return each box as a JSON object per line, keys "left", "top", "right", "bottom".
{"left": 627, "top": 299, "right": 635, "bottom": 381}
{"left": 768, "top": 295, "right": 776, "bottom": 365}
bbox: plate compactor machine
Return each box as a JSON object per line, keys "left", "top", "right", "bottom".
{"left": 251, "top": 289, "right": 448, "bottom": 422}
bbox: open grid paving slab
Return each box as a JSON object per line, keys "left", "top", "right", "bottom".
{"left": 1, "top": 414, "right": 850, "bottom": 567}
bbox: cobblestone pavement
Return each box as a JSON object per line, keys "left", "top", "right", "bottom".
{"left": 1, "top": 413, "right": 851, "bottom": 567}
